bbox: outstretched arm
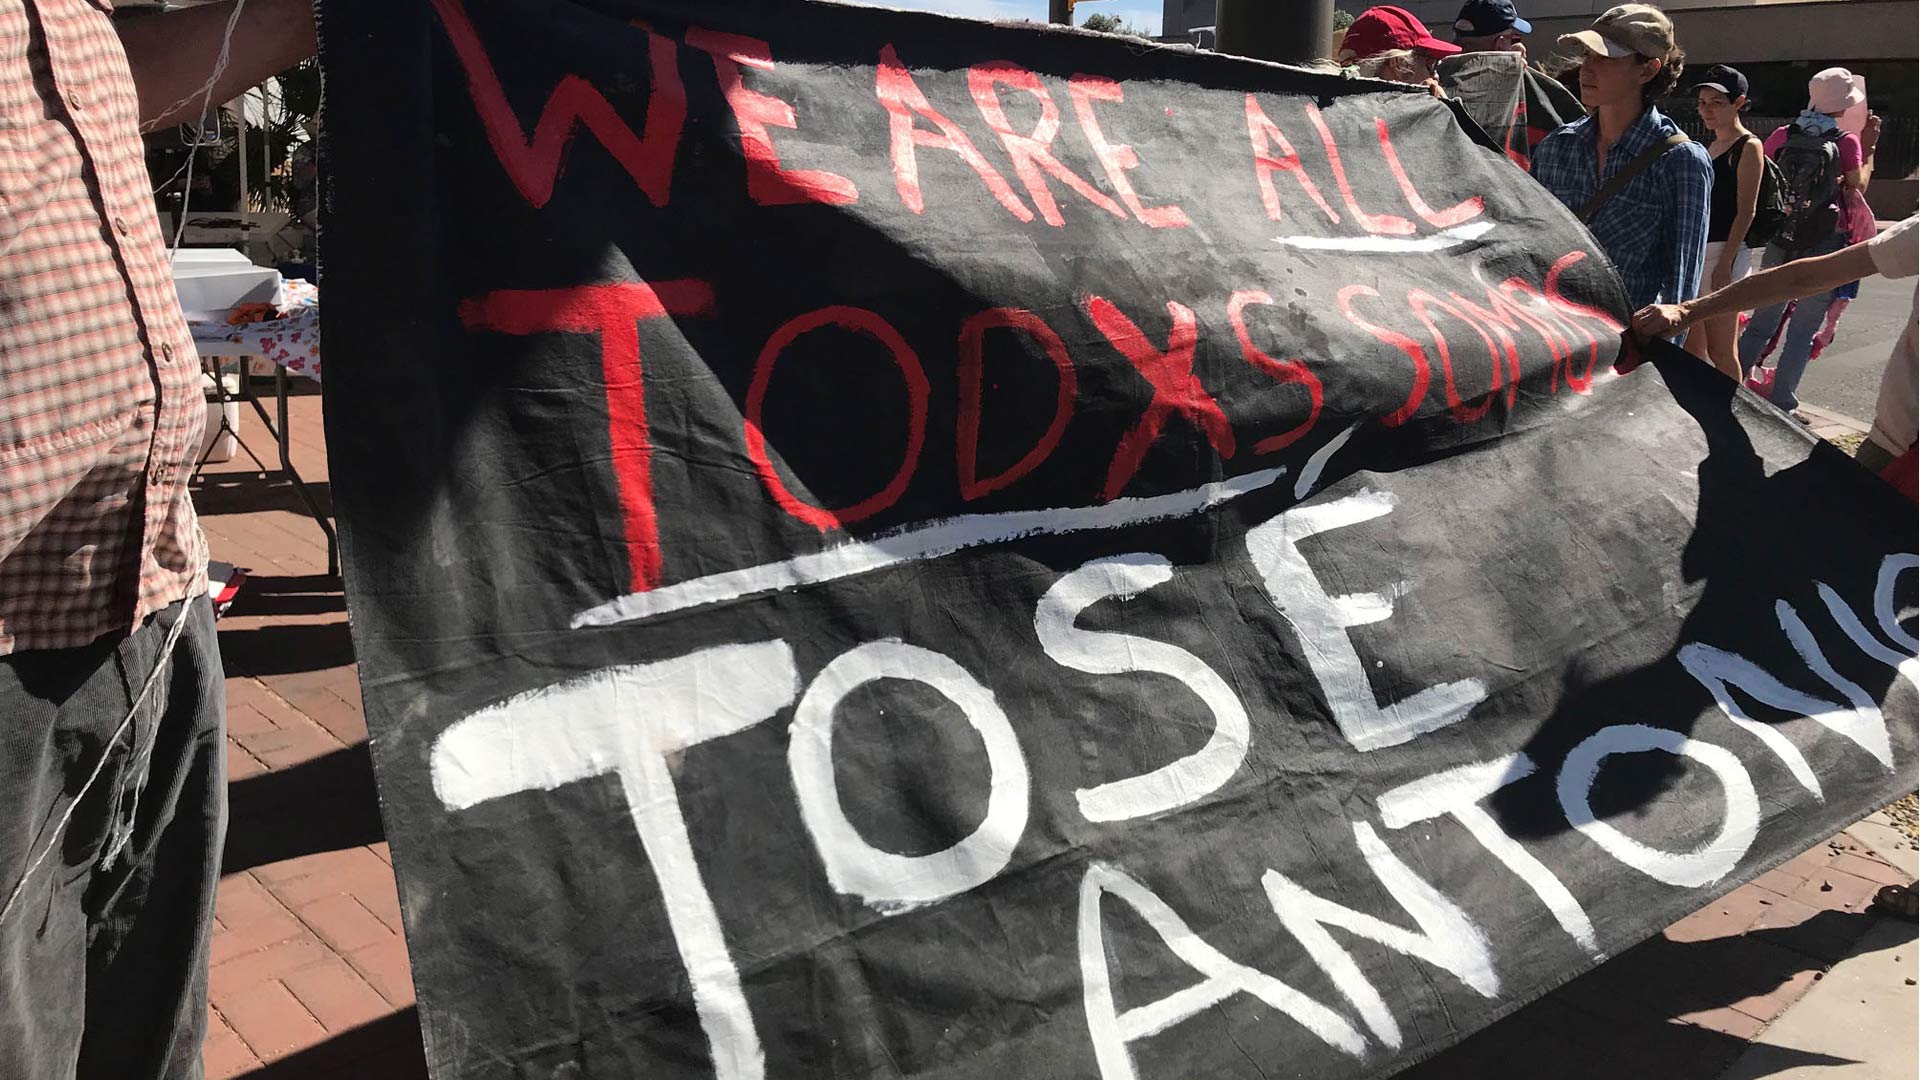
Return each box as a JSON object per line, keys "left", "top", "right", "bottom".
{"left": 118, "top": 0, "right": 317, "bottom": 131}
{"left": 1632, "top": 240, "right": 1879, "bottom": 340}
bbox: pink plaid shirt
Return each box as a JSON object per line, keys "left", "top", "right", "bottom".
{"left": 0, "top": 0, "right": 207, "bottom": 654}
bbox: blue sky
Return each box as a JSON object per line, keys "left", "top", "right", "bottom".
{"left": 863, "top": 0, "right": 1163, "bottom": 35}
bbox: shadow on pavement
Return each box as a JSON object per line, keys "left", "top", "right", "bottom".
{"left": 1402, "top": 909, "right": 1903, "bottom": 1079}
{"left": 226, "top": 572, "right": 347, "bottom": 614}
{"left": 223, "top": 743, "right": 386, "bottom": 874}
{"left": 246, "top": 1008, "right": 426, "bottom": 1079}
{"left": 225, "top": 574, "right": 346, "bottom": 619}
{"left": 218, "top": 620, "right": 355, "bottom": 678}
{"left": 192, "top": 476, "right": 335, "bottom": 519}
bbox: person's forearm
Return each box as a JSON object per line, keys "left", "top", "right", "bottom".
{"left": 1678, "top": 243, "right": 1878, "bottom": 328}
{"left": 119, "top": 0, "right": 317, "bottom": 131}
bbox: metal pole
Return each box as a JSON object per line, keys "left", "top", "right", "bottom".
{"left": 1214, "top": 0, "right": 1336, "bottom": 65}
{"left": 1048, "top": 0, "right": 1071, "bottom": 24}
{"left": 234, "top": 101, "right": 249, "bottom": 214}
{"left": 261, "top": 84, "right": 273, "bottom": 210}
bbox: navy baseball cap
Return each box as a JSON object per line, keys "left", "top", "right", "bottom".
{"left": 1690, "top": 64, "right": 1750, "bottom": 100}
{"left": 1453, "top": 0, "right": 1531, "bottom": 36}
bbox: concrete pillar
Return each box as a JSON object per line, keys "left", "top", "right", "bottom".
{"left": 1215, "top": 0, "right": 1336, "bottom": 64}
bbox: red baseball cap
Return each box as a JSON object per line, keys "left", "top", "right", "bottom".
{"left": 1342, "top": 6, "right": 1462, "bottom": 60}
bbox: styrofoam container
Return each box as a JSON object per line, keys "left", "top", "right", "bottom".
{"left": 171, "top": 248, "right": 279, "bottom": 322}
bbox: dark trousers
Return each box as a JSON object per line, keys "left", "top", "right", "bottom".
{"left": 0, "top": 596, "right": 226, "bottom": 1080}
{"left": 1856, "top": 437, "right": 1898, "bottom": 476}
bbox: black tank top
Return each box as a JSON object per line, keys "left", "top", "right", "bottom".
{"left": 1707, "top": 136, "right": 1753, "bottom": 243}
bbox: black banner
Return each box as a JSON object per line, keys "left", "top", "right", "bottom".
{"left": 1438, "top": 50, "right": 1584, "bottom": 171}
{"left": 316, "top": 2, "right": 1917, "bottom": 1078}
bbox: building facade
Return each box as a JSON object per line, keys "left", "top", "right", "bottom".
{"left": 1164, "top": 0, "right": 1918, "bottom": 181}
{"left": 1165, "top": 0, "right": 1915, "bottom": 69}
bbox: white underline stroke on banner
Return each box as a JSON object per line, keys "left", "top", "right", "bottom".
{"left": 1273, "top": 219, "right": 1496, "bottom": 253}
{"left": 571, "top": 466, "right": 1291, "bottom": 629}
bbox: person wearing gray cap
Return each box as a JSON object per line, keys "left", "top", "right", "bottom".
{"left": 1529, "top": 4, "right": 1712, "bottom": 324}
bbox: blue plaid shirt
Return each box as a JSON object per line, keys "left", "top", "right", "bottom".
{"left": 1531, "top": 107, "right": 1713, "bottom": 313}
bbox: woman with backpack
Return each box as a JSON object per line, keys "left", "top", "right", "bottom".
{"left": 1735, "top": 67, "right": 1878, "bottom": 417}
{"left": 1687, "top": 65, "right": 1765, "bottom": 380}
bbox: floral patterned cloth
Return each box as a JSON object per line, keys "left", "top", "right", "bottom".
{"left": 188, "top": 278, "right": 322, "bottom": 382}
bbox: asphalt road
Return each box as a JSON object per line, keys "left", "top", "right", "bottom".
{"left": 1779, "top": 267, "right": 1916, "bottom": 425}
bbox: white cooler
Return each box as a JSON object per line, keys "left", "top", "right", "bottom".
{"left": 169, "top": 247, "right": 278, "bottom": 322}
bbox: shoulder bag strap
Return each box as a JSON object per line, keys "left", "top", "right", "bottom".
{"left": 1579, "top": 132, "right": 1690, "bottom": 222}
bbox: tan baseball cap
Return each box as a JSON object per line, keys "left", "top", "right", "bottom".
{"left": 1558, "top": 4, "right": 1675, "bottom": 59}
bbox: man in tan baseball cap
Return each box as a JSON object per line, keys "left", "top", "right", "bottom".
{"left": 1558, "top": 3, "right": 1675, "bottom": 62}
{"left": 1530, "top": 4, "right": 1713, "bottom": 321}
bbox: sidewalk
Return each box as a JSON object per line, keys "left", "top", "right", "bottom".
{"left": 1797, "top": 403, "right": 1872, "bottom": 445}
{"left": 192, "top": 383, "right": 424, "bottom": 1079}
{"left": 1400, "top": 825, "right": 1918, "bottom": 1080}
{"left": 1717, "top": 811, "right": 1918, "bottom": 1080}
{"left": 196, "top": 388, "right": 1916, "bottom": 1079}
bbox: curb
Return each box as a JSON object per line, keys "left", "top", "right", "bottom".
{"left": 1796, "top": 404, "right": 1872, "bottom": 441}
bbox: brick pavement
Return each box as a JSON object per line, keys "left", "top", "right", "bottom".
{"left": 1403, "top": 832, "right": 1916, "bottom": 1080}
{"left": 191, "top": 381, "right": 425, "bottom": 1079}
{"left": 194, "top": 383, "right": 1913, "bottom": 1079}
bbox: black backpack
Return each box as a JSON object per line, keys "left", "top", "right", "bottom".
{"left": 1770, "top": 124, "right": 1843, "bottom": 253}
{"left": 1742, "top": 135, "right": 1790, "bottom": 249}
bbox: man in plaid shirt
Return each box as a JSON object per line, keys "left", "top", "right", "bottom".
{"left": 1530, "top": 4, "right": 1712, "bottom": 321}
{"left": 0, "top": 2, "right": 314, "bottom": 1076}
